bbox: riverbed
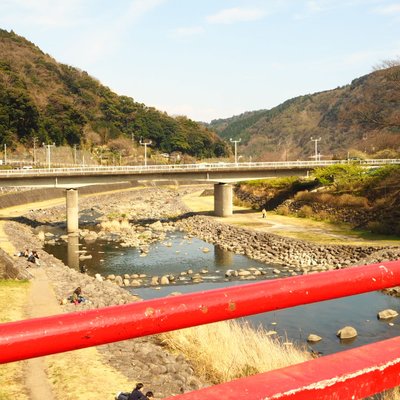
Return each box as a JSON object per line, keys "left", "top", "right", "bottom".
{"left": 44, "top": 228, "right": 400, "bottom": 357}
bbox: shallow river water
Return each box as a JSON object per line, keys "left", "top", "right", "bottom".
{"left": 44, "top": 229, "right": 400, "bottom": 356}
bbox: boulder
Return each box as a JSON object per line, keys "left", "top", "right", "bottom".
{"left": 151, "top": 276, "right": 159, "bottom": 286}
{"left": 37, "top": 231, "right": 46, "bottom": 241}
{"left": 336, "top": 326, "right": 357, "bottom": 339}
{"left": 273, "top": 269, "right": 281, "bottom": 274}
{"left": 123, "top": 278, "right": 130, "bottom": 286}
{"left": 160, "top": 275, "right": 170, "bottom": 285}
{"left": 307, "top": 334, "right": 322, "bottom": 343}
{"left": 377, "top": 309, "right": 399, "bottom": 320}
{"left": 95, "top": 273, "right": 103, "bottom": 282}
{"left": 149, "top": 221, "right": 164, "bottom": 231}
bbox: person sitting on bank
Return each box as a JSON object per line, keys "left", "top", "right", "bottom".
{"left": 27, "top": 250, "right": 40, "bottom": 265}
{"left": 68, "top": 286, "right": 85, "bottom": 304}
{"left": 15, "top": 248, "right": 29, "bottom": 257}
{"left": 145, "top": 391, "right": 154, "bottom": 399}
{"left": 128, "top": 383, "right": 147, "bottom": 400}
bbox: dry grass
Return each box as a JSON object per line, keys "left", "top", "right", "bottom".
{"left": 100, "top": 218, "right": 132, "bottom": 232}
{"left": 294, "top": 191, "right": 369, "bottom": 209}
{"left": 161, "top": 320, "right": 310, "bottom": 384}
{"left": 0, "top": 280, "right": 30, "bottom": 400}
{"left": 298, "top": 205, "right": 314, "bottom": 218}
{"left": 382, "top": 387, "right": 400, "bottom": 400}
{"left": 46, "top": 347, "right": 133, "bottom": 400}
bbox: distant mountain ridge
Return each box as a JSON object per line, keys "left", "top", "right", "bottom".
{"left": 209, "top": 67, "right": 400, "bottom": 161}
{"left": 0, "top": 29, "right": 229, "bottom": 159}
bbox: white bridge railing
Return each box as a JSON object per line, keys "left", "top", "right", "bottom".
{"left": 0, "top": 159, "right": 399, "bottom": 177}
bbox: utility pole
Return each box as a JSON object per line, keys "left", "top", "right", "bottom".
{"left": 3, "top": 144, "right": 6, "bottom": 165}
{"left": 73, "top": 144, "right": 77, "bottom": 164}
{"left": 310, "top": 137, "right": 321, "bottom": 162}
{"left": 140, "top": 138, "right": 152, "bottom": 167}
{"left": 33, "top": 137, "right": 37, "bottom": 165}
{"left": 43, "top": 142, "right": 55, "bottom": 169}
{"left": 230, "top": 138, "right": 241, "bottom": 164}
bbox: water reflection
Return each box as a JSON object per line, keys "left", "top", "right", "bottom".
{"left": 67, "top": 234, "right": 80, "bottom": 270}
{"left": 214, "top": 246, "right": 233, "bottom": 267}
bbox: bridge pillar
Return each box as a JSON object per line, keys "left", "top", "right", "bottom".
{"left": 66, "top": 189, "right": 79, "bottom": 234}
{"left": 214, "top": 183, "right": 232, "bottom": 217}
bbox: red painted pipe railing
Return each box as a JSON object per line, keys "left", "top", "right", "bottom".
{"left": 1, "top": 260, "right": 400, "bottom": 364}
{"left": 163, "top": 335, "right": 400, "bottom": 399}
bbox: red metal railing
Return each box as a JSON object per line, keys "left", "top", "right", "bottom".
{"left": 1, "top": 260, "right": 400, "bottom": 399}
{"left": 163, "top": 335, "right": 400, "bottom": 399}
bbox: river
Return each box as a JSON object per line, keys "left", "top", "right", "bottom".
{"left": 44, "top": 229, "right": 400, "bottom": 357}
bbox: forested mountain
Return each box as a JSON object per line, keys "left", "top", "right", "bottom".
{"left": 209, "top": 65, "right": 400, "bottom": 161}
{"left": 0, "top": 29, "right": 229, "bottom": 159}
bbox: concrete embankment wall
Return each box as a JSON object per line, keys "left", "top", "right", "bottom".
{"left": 0, "top": 183, "right": 134, "bottom": 209}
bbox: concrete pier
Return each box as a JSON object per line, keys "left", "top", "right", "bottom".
{"left": 66, "top": 189, "right": 79, "bottom": 234}
{"left": 214, "top": 183, "right": 232, "bottom": 217}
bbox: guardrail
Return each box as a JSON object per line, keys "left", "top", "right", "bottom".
{"left": 0, "top": 159, "right": 399, "bottom": 177}
{"left": 1, "top": 260, "right": 400, "bottom": 399}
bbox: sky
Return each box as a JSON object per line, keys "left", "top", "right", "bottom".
{"left": 0, "top": 0, "right": 400, "bottom": 122}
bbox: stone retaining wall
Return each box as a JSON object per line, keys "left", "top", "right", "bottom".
{"left": 176, "top": 215, "right": 400, "bottom": 271}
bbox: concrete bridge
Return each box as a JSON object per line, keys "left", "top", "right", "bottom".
{"left": 0, "top": 159, "right": 398, "bottom": 233}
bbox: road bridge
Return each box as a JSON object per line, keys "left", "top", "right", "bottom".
{"left": 0, "top": 159, "right": 398, "bottom": 232}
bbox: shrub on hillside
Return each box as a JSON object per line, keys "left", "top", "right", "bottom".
{"left": 333, "top": 193, "right": 369, "bottom": 208}
{"left": 314, "top": 210, "right": 333, "bottom": 222}
{"left": 276, "top": 204, "right": 290, "bottom": 216}
{"left": 295, "top": 191, "right": 369, "bottom": 209}
{"left": 313, "top": 164, "right": 365, "bottom": 190}
{"left": 298, "top": 205, "right": 314, "bottom": 218}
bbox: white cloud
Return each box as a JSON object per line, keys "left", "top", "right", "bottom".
{"left": 171, "top": 26, "right": 205, "bottom": 37}
{"left": 0, "top": 0, "right": 86, "bottom": 28}
{"left": 374, "top": 3, "right": 400, "bottom": 15}
{"left": 206, "top": 7, "right": 266, "bottom": 25}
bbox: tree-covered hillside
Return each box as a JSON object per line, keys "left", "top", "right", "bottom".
{"left": 209, "top": 65, "right": 400, "bottom": 161}
{"left": 0, "top": 29, "right": 229, "bottom": 159}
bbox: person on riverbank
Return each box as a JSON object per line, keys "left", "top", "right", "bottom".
{"left": 15, "top": 248, "right": 29, "bottom": 257}
{"left": 68, "top": 286, "right": 85, "bottom": 304}
{"left": 145, "top": 391, "right": 154, "bottom": 399}
{"left": 27, "top": 250, "right": 40, "bottom": 265}
{"left": 128, "top": 383, "right": 148, "bottom": 400}
{"left": 261, "top": 208, "right": 267, "bottom": 218}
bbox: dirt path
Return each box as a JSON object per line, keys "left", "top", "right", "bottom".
{"left": 0, "top": 200, "right": 61, "bottom": 400}
{"left": 24, "top": 267, "right": 59, "bottom": 400}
